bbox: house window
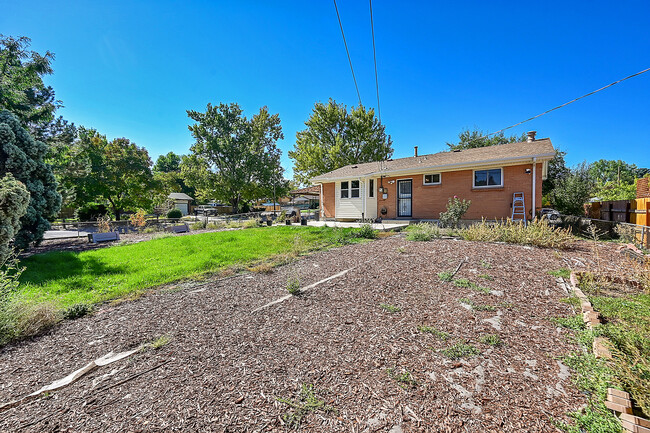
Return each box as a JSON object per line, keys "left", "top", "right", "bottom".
{"left": 341, "top": 181, "right": 349, "bottom": 198}
{"left": 351, "top": 180, "right": 360, "bottom": 198}
{"left": 423, "top": 173, "right": 441, "bottom": 185}
{"left": 474, "top": 168, "right": 503, "bottom": 188}
{"left": 369, "top": 179, "right": 374, "bottom": 198}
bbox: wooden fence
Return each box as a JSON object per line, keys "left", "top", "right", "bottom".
{"left": 586, "top": 198, "right": 650, "bottom": 247}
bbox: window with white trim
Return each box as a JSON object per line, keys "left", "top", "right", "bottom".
{"left": 340, "top": 181, "right": 349, "bottom": 198}
{"left": 350, "top": 180, "right": 360, "bottom": 198}
{"left": 369, "top": 179, "right": 374, "bottom": 198}
{"left": 423, "top": 173, "right": 441, "bottom": 185}
{"left": 474, "top": 168, "right": 503, "bottom": 188}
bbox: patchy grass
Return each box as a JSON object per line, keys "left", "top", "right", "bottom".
{"left": 548, "top": 268, "right": 571, "bottom": 279}
{"left": 417, "top": 325, "right": 450, "bottom": 340}
{"left": 17, "top": 226, "right": 366, "bottom": 310}
{"left": 479, "top": 334, "right": 502, "bottom": 346}
{"left": 461, "top": 219, "right": 575, "bottom": 249}
{"left": 437, "top": 272, "right": 453, "bottom": 282}
{"left": 387, "top": 367, "right": 417, "bottom": 388}
{"left": 453, "top": 278, "right": 472, "bottom": 288}
{"left": 147, "top": 334, "right": 171, "bottom": 350}
{"left": 478, "top": 273, "right": 494, "bottom": 281}
{"left": 379, "top": 303, "right": 401, "bottom": 313}
{"left": 277, "top": 384, "right": 335, "bottom": 429}
{"left": 440, "top": 341, "right": 480, "bottom": 359}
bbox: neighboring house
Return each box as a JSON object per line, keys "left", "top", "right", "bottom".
{"left": 168, "top": 192, "right": 194, "bottom": 215}
{"left": 289, "top": 185, "right": 320, "bottom": 209}
{"left": 311, "top": 132, "right": 555, "bottom": 221}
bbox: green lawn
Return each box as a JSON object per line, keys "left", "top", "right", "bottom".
{"left": 17, "top": 226, "right": 366, "bottom": 308}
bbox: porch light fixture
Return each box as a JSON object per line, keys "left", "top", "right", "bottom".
{"left": 525, "top": 168, "right": 532, "bottom": 174}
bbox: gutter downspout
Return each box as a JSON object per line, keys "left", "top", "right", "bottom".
{"left": 361, "top": 177, "right": 366, "bottom": 221}
{"left": 532, "top": 157, "right": 537, "bottom": 221}
{"left": 320, "top": 183, "right": 323, "bottom": 219}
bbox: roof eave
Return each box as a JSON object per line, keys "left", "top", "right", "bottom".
{"left": 312, "top": 152, "right": 556, "bottom": 183}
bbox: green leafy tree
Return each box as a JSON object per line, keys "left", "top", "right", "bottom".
{"left": 446, "top": 128, "right": 527, "bottom": 151}
{"left": 0, "top": 35, "right": 58, "bottom": 130}
{"left": 549, "top": 162, "right": 593, "bottom": 216}
{"left": 588, "top": 159, "right": 648, "bottom": 201}
{"left": 0, "top": 174, "right": 30, "bottom": 262}
{"left": 185, "top": 103, "right": 285, "bottom": 213}
{"left": 289, "top": 99, "right": 392, "bottom": 185}
{"left": 72, "top": 127, "right": 154, "bottom": 220}
{"left": 0, "top": 110, "right": 61, "bottom": 248}
{"left": 542, "top": 149, "right": 570, "bottom": 198}
{"left": 153, "top": 152, "right": 181, "bottom": 173}
{"left": 593, "top": 180, "right": 637, "bottom": 201}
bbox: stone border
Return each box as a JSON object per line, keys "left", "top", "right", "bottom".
{"left": 564, "top": 271, "right": 650, "bottom": 432}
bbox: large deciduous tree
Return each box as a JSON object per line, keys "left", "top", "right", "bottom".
{"left": 446, "top": 128, "right": 527, "bottom": 151}
{"left": 548, "top": 162, "right": 593, "bottom": 216}
{"left": 185, "top": 103, "right": 285, "bottom": 213}
{"left": 0, "top": 110, "right": 61, "bottom": 248}
{"left": 0, "top": 174, "right": 30, "bottom": 262}
{"left": 72, "top": 128, "right": 154, "bottom": 220}
{"left": 289, "top": 99, "right": 392, "bottom": 185}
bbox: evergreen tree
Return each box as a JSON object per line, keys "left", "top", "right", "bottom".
{"left": 0, "top": 174, "right": 30, "bottom": 262}
{"left": 0, "top": 110, "right": 61, "bottom": 248}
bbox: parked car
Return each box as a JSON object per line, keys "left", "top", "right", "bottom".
{"left": 539, "top": 208, "right": 562, "bottom": 225}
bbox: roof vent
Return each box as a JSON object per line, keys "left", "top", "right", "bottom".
{"left": 453, "top": 149, "right": 461, "bottom": 152}
{"left": 527, "top": 131, "right": 537, "bottom": 142}
{"left": 351, "top": 165, "right": 358, "bottom": 168}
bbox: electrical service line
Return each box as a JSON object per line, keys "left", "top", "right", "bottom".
{"left": 333, "top": 0, "right": 363, "bottom": 106}
{"left": 470, "top": 66, "right": 650, "bottom": 144}
{"left": 369, "top": 0, "right": 381, "bottom": 121}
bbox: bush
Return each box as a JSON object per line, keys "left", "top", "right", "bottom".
{"left": 243, "top": 218, "right": 261, "bottom": 228}
{"left": 351, "top": 224, "right": 377, "bottom": 239}
{"left": 461, "top": 218, "right": 575, "bottom": 249}
{"left": 191, "top": 220, "right": 207, "bottom": 230}
{"left": 0, "top": 174, "right": 30, "bottom": 263}
{"left": 167, "top": 208, "right": 183, "bottom": 219}
{"left": 439, "top": 196, "right": 471, "bottom": 228}
{"left": 129, "top": 209, "right": 148, "bottom": 231}
{"left": 76, "top": 202, "right": 109, "bottom": 221}
{"left": 406, "top": 223, "right": 440, "bottom": 241}
{"left": 0, "top": 253, "right": 24, "bottom": 343}
{"left": 63, "top": 303, "right": 92, "bottom": 320}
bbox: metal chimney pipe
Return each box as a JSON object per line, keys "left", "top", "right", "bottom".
{"left": 527, "top": 131, "right": 537, "bottom": 142}
{"left": 414, "top": 146, "right": 418, "bottom": 157}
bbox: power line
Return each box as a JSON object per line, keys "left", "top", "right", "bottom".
{"left": 470, "top": 66, "right": 650, "bottom": 143}
{"left": 333, "top": 0, "right": 362, "bottom": 106}
{"left": 369, "top": 0, "right": 381, "bottom": 121}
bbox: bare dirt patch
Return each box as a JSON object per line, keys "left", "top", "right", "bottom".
{"left": 0, "top": 237, "right": 634, "bottom": 431}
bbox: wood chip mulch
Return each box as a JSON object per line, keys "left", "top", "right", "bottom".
{"left": 0, "top": 236, "right": 636, "bottom": 432}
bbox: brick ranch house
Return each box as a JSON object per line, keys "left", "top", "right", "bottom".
{"left": 311, "top": 132, "right": 555, "bottom": 221}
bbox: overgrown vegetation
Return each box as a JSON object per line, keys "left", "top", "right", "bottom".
{"left": 437, "top": 271, "right": 453, "bottom": 282}
{"left": 277, "top": 384, "right": 335, "bottom": 429}
{"left": 417, "top": 325, "right": 450, "bottom": 340}
{"left": 461, "top": 218, "right": 574, "bottom": 249}
{"left": 405, "top": 223, "right": 440, "bottom": 241}
{"left": 548, "top": 268, "right": 571, "bottom": 279}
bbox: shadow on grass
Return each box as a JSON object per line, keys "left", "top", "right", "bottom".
{"left": 19, "top": 252, "right": 127, "bottom": 287}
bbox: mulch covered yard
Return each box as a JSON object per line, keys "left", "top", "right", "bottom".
{"left": 0, "top": 235, "right": 632, "bottom": 432}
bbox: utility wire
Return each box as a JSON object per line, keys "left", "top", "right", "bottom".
{"left": 464, "top": 66, "right": 650, "bottom": 144}
{"left": 369, "top": 0, "right": 381, "bottom": 121}
{"left": 333, "top": 0, "right": 362, "bottom": 106}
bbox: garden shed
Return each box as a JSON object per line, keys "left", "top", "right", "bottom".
{"left": 168, "top": 192, "right": 193, "bottom": 215}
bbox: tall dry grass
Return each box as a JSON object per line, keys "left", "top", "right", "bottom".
{"left": 460, "top": 218, "right": 575, "bottom": 249}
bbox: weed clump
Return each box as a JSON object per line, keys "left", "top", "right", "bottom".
{"left": 286, "top": 276, "right": 301, "bottom": 295}
{"left": 479, "top": 334, "right": 502, "bottom": 346}
{"left": 405, "top": 223, "right": 440, "bottom": 241}
{"left": 63, "top": 303, "right": 92, "bottom": 320}
{"left": 277, "top": 384, "right": 335, "bottom": 429}
{"left": 437, "top": 271, "right": 453, "bottom": 282}
{"left": 387, "top": 367, "right": 417, "bottom": 388}
{"left": 417, "top": 325, "right": 450, "bottom": 340}
{"left": 461, "top": 218, "right": 574, "bottom": 249}
{"left": 440, "top": 341, "right": 480, "bottom": 359}
{"left": 380, "top": 303, "right": 400, "bottom": 313}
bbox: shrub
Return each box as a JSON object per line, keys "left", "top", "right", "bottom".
{"left": 351, "top": 224, "right": 377, "bottom": 239}
{"left": 143, "top": 226, "right": 158, "bottom": 234}
{"left": 206, "top": 222, "right": 225, "bottom": 230}
{"left": 243, "top": 218, "right": 261, "bottom": 228}
{"left": 0, "top": 174, "right": 30, "bottom": 263}
{"left": 191, "top": 220, "right": 207, "bottom": 230}
{"left": 76, "top": 202, "right": 109, "bottom": 221}
{"left": 9, "top": 302, "right": 60, "bottom": 341}
{"left": 461, "top": 218, "right": 574, "bottom": 249}
{"left": 166, "top": 208, "right": 183, "bottom": 219}
{"left": 439, "top": 196, "right": 471, "bottom": 228}
{"left": 97, "top": 216, "right": 112, "bottom": 233}
{"left": 287, "top": 276, "right": 301, "bottom": 295}
{"left": 277, "top": 210, "right": 287, "bottom": 222}
{"left": 405, "top": 223, "right": 440, "bottom": 241}
{"left": 129, "top": 209, "right": 147, "bottom": 231}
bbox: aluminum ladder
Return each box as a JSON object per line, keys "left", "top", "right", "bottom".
{"left": 512, "top": 192, "right": 527, "bottom": 225}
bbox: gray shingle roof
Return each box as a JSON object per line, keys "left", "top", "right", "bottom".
{"left": 311, "top": 139, "right": 555, "bottom": 182}
{"left": 168, "top": 192, "right": 194, "bottom": 200}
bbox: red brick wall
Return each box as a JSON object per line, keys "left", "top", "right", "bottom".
{"left": 321, "top": 182, "right": 336, "bottom": 218}
{"left": 637, "top": 177, "right": 650, "bottom": 198}
{"left": 376, "top": 163, "right": 543, "bottom": 220}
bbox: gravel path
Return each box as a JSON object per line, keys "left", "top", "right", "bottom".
{"left": 0, "top": 236, "right": 631, "bottom": 432}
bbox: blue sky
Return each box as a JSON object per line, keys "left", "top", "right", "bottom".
{"left": 4, "top": 1, "right": 650, "bottom": 177}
